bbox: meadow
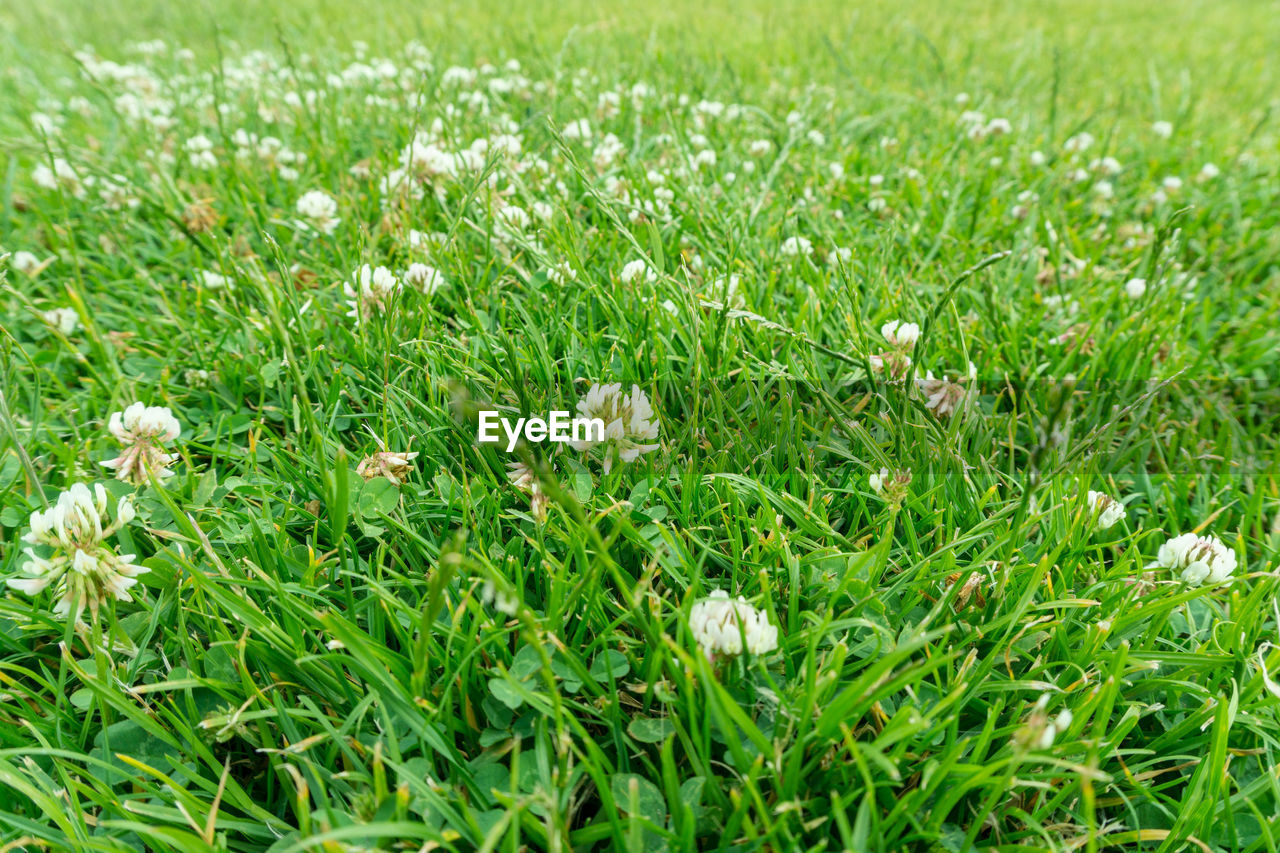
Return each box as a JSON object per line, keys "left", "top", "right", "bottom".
{"left": 1, "top": 1, "right": 1278, "bottom": 850}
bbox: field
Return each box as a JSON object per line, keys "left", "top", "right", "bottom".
{"left": 1, "top": 1, "right": 1279, "bottom": 850}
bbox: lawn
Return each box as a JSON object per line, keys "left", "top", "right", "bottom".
{"left": 1, "top": 1, "right": 1278, "bottom": 850}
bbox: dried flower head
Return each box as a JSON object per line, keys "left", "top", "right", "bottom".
{"left": 356, "top": 447, "right": 419, "bottom": 485}
{"left": 917, "top": 363, "right": 977, "bottom": 418}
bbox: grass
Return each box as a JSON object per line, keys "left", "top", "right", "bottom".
{"left": 0, "top": 1, "right": 1278, "bottom": 850}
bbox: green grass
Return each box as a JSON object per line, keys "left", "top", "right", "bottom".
{"left": 1, "top": 1, "right": 1278, "bottom": 850}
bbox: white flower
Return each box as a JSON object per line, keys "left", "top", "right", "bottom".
{"left": 356, "top": 448, "right": 419, "bottom": 484}
{"left": 828, "top": 246, "right": 853, "bottom": 266}
{"left": 1019, "top": 695, "right": 1073, "bottom": 750}
{"left": 547, "top": 261, "right": 577, "bottom": 285}
{"left": 917, "top": 363, "right": 976, "bottom": 418}
{"left": 11, "top": 249, "right": 51, "bottom": 275}
{"left": 7, "top": 483, "right": 146, "bottom": 623}
{"left": 1063, "top": 132, "right": 1094, "bottom": 154}
{"left": 569, "top": 382, "right": 660, "bottom": 474}
{"left": 101, "top": 402, "right": 182, "bottom": 485}
{"left": 198, "top": 269, "right": 232, "bottom": 289}
{"left": 32, "top": 158, "right": 86, "bottom": 198}
{"left": 705, "top": 274, "right": 744, "bottom": 309}
{"left": 881, "top": 319, "right": 920, "bottom": 349}
{"left": 1124, "top": 278, "right": 1147, "bottom": 299}
{"left": 1085, "top": 491, "right": 1127, "bottom": 530}
{"left": 984, "top": 117, "right": 1012, "bottom": 137}
{"left": 561, "top": 118, "right": 592, "bottom": 141}
{"left": 868, "top": 468, "right": 888, "bottom": 493}
{"left": 295, "top": 190, "right": 341, "bottom": 234}
{"left": 404, "top": 263, "right": 446, "bottom": 294}
{"left": 620, "top": 259, "right": 656, "bottom": 284}
{"left": 481, "top": 579, "right": 519, "bottom": 615}
{"left": 344, "top": 264, "right": 401, "bottom": 321}
{"left": 1197, "top": 162, "right": 1220, "bottom": 182}
{"left": 185, "top": 134, "right": 218, "bottom": 169}
{"left": 1151, "top": 120, "right": 1173, "bottom": 139}
{"left": 42, "top": 307, "right": 80, "bottom": 335}
{"left": 781, "top": 236, "right": 812, "bottom": 257}
{"left": 1154, "top": 532, "right": 1238, "bottom": 586}
{"left": 749, "top": 139, "right": 773, "bottom": 157}
{"left": 688, "top": 591, "right": 778, "bottom": 659}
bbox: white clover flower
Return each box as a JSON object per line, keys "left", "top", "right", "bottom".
{"left": 984, "top": 117, "right": 1012, "bottom": 137}
{"left": 688, "top": 591, "right": 778, "bottom": 660}
{"left": 620, "top": 259, "right": 656, "bottom": 285}
{"left": 295, "top": 190, "right": 341, "bottom": 234}
{"left": 1063, "top": 132, "right": 1094, "bottom": 154}
{"left": 1085, "top": 491, "right": 1127, "bottom": 530}
{"left": 1090, "top": 156, "right": 1122, "bottom": 176}
{"left": 828, "top": 246, "right": 853, "bottom": 267}
{"left": 11, "top": 251, "right": 51, "bottom": 276}
{"left": 344, "top": 264, "right": 401, "bottom": 321}
{"left": 569, "top": 382, "right": 660, "bottom": 474}
{"left": 1124, "top": 278, "right": 1147, "bottom": 299}
{"left": 184, "top": 134, "right": 218, "bottom": 169}
{"left": 6, "top": 483, "right": 147, "bottom": 623}
{"left": 781, "top": 236, "right": 812, "bottom": 257}
{"left": 917, "top": 363, "right": 976, "bottom": 418}
{"left": 1154, "top": 532, "right": 1238, "bottom": 586}
{"left": 506, "top": 460, "right": 550, "bottom": 522}
{"left": 1198, "top": 162, "right": 1220, "bottom": 182}
{"left": 32, "top": 158, "right": 86, "bottom": 198}
{"left": 881, "top": 319, "right": 920, "bottom": 349}
{"left": 198, "top": 269, "right": 232, "bottom": 289}
{"left": 705, "top": 274, "right": 744, "bottom": 309}
{"left": 481, "top": 579, "right": 519, "bottom": 615}
{"left": 1017, "top": 695, "right": 1073, "bottom": 750}
{"left": 42, "top": 307, "right": 80, "bottom": 335}
{"left": 547, "top": 261, "right": 577, "bottom": 285}
{"left": 404, "top": 263, "right": 446, "bottom": 294}
{"left": 748, "top": 139, "right": 773, "bottom": 157}
{"left": 356, "top": 448, "right": 419, "bottom": 485}
{"left": 561, "top": 118, "right": 592, "bottom": 141}
{"left": 101, "top": 402, "right": 182, "bottom": 485}
{"left": 1151, "top": 120, "right": 1173, "bottom": 139}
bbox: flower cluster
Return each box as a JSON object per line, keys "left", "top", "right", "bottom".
{"left": 1153, "top": 532, "right": 1237, "bottom": 586}
{"left": 101, "top": 402, "right": 182, "bottom": 484}
{"left": 7, "top": 483, "right": 147, "bottom": 623}
{"left": 869, "top": 467, "right": 912, "bottom": 510}
{"left": 356, "top": 447, "right": 419, "bottom": 485}
{"left": 344, "top": 264, "right": 401, "bottom": 321}
{"left": 688, "top": 591, "right": 778, "bottom": 660}
{"left": 1086, "top": 491, "right": 1127, "bottom": 530}
{"left": 295, "top": 189, "right": 341, "bottom": 234}
{"left": 569, "top": 383, "right": 660, "bottom": 474}
{"left": 869, "top": 319, "right": 919, "bottom": 381}
{"left": 917, "top": 363, "right": 977, "bottom": 418}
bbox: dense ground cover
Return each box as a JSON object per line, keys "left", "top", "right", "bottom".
{"left": 1, "top": 1, "right": 1278, "bottom": 850}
